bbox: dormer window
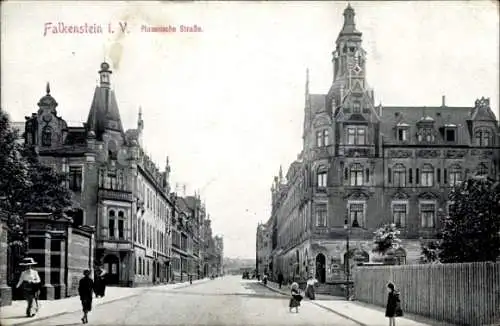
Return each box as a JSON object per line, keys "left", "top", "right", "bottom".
{"left": 475, "top": 128, "right": 491, "bottom": 147}
{"left": 42, "top": 126, "right": 52, "bottom": 146}
{"left": 417, "top": 128, "right": 435, "bottom": 143}
{"left": 396, "top": 123, "right": 410, "bottom": 142}
{"left": 444, "top": 124, "right": 457, "bottom": 142}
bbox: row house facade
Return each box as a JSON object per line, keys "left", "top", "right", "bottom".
{"left": 20, "top": 62, "right": 223, "bottom": 287}
{"left": 269, "top": 4, "right": 500, "bottom": 285}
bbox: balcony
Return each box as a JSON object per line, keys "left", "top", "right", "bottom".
{"left": 98, "top": 188, "right": 133, "bottom": 202}
{"left": 338, "top": 145, "right": 375, "bottom": 158}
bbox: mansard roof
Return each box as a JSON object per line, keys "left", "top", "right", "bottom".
{"left": 380, "top": 105, "right": 477, "bottom": 145}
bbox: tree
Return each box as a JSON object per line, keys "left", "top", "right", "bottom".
{"left": 420, "top": 239, "right": 440, "bottom": 264}
{"left": 0, "top": 108, "right": 31, "bottom": 216}
{"left": 439, "top": 176, "right": 500, "bottom": 263}
{"left": 373, "top": 223, "right": 401, "bottom": 255}
{"left": 20, "top": 146, "right": 73, "bottom": 216}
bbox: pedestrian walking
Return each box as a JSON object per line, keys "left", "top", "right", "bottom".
{"left": 288, "top": 282, "right": 302, "bottom": 313}
{"left": 16, "top": 257, "right": 41, "bottom": 317}
{"left": 385, "top": 282, "right": 403, "bottom": 326}
{"left": 305, "top": 275, "right": 317, "bottom": 300}
{"left": 78, "top": 270, "right": 94, "bottom": 324}
{"left": 189, "top": 275, "right": 193, "bottom": 285}
{"left": 277, "top": 272, "right": 283, "bottom": 289}
{"left": 94, "top": 265, "right": 107, "bottom": 298}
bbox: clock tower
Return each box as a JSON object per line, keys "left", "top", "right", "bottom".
{"left": 328, "top": 4, "right": 373, "bottom": 115}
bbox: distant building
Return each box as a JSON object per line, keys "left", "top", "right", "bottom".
{"left": 269, "top": 4, "right": 500, "bottom": 284}
{"left": 255, "top": 220, "right": 271, "bottom": 277}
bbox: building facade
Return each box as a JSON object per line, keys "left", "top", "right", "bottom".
{"left": 269, "top": 5, "right": 500, "bottom": 284}
{"left": 255, "top": 221, "right": 271, "bottom": 277}
{"left": 21, "top": 62, "right": 192, "bottom": 287}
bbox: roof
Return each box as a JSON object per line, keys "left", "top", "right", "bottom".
{"left": 86, "top": 86, "right": 124, "bottom": 140}
{"left": 380, "top": 106, "right": 474, "bottom": 145}
{"left": 310, "top": 94, "right": 326, "bottom": 114}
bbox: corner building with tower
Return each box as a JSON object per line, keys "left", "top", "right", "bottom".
{"left": 21, "top": 62, "right": 223, "bottom": 289}
{"left": 268, "top": 4, "right": 500, "bottom": 285}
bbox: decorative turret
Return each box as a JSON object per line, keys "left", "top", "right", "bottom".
{"left": 86, "top": 62, "right": 124, "bottom": 140}
{"left": 99, "top": 62, "right": 112, "bottom": 88}
{"left": 37, "top": 82, "right": 58, "bottom": 115}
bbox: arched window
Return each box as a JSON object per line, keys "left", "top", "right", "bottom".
{"left": 349, "top": 163, "right": 364, "bottom": 186}
{"left": 42, "top": 126, "right": 52, "bottom": 146}
{"left": 476, "top": 163, "right": 488, "bottom": 176}
{"left": 448, "top": 165, "right": 462, "bottom": 186}
{"left": 108, "top": 210, "right": 116, "bottom": 238}
{"left": 138, "top": 257, "right": 142, "bottom": 275}
{"left": 133, "top": 218, "right": 138, "bottom": 242}
{"left": 421, "top": 164, "right": 434, "bottom": 187}
{"left": 475, "top": 128, "right": 491, "bottom": 147}
{"left": 118, "top": 211, "right": 125, "bottom": 239}
{"left": 393, "top": 164, "right": 406, "bottom": 187}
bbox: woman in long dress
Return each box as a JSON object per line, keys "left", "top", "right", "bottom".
{"left": 385, "top": 282, "right": 403, "bottom": 326}
{"left": 16, "top": 257, "right": 41, "bottom": 317}
{"left": 288, "top": 282, "right": 302, "bottom": 313}
{"left": 305, "top": 275, "right": 317, "bottom": 300}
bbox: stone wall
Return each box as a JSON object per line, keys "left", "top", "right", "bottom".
{"left": 67, "top": 227, "right": 94, "bottom": 297}
{"left": 0, "top": 218, "right": 12, "bottom": 306}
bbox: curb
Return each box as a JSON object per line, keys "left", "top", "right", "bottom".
{"left": 9, "top": 292, "right": 142, "bottom": 326}
{"left": 259, "top": 283, "right": 366, "bottom": 326}
{"left": 7, "top": 280, "right": 211, "bottom": 326}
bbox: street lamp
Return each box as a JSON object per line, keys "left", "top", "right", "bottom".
{"left": 344, "top": 218, "right": 350, "bottom": 300}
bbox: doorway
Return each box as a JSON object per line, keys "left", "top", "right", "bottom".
{"left": 315, "top": 253, "right": 326, "bottom": 283}
{"left": 103, "top": 255, "right": 119, "bottom": 285}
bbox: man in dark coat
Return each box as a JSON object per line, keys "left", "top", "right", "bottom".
{"left": 79, "top": 270, "right": 94, "bottom": 324}
{"left": 277, "top": 272, "right": 284, "bottom": 289}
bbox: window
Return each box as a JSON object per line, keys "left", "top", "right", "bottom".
{"left": 421, "top": 164, "right": 434, "bottom": 187}
{"left": 118, "top": 211, "right": 124, "bottom": 239}
{"left": 445, "top": 128, "right": 456, "bottom": 142}
{"left": 353, "top": 102, "right": 361, "bottom": 113}
{"left": 476, "top": 163, "right": 488, "bottom": 176}
{"left": 447, "top": 201, "right": 455, "bottom": 216}
{"left": 392, "top": 203, "right": 407, "bottom": 227}
{"left": 349, "top": 163, "right": 364, "bottom": 186}
{"left": 315, "top": 204, "right": 327, "bottom": 227}
{"left": 449, "top": 165, "right": 462, "bottom": 186}
{"left": 317, "top": 171, "right": 327, "bottom": 188}
{"left": 316, "top": 129, "right": 330, "bottom": 147}
{"left": 133, "top": 219, "right": 137, "bottom": 242}
{"left": 475, "top": 128, "right": 491, "bottom": 147}
{"left": 139, "top": 257, "right": 142, "bottom": 274}
{"left": 409, "top": 168, "right": 413, "bottom": 184}
{"left": 420, "top": 203, "right": 435, "bottom": 228}
{"left": 109, "top": 210, "right": 115, "bottom": 238}
{"left": 105, "top": 171, "right": 117, "bottom": 189}
{"left": 349, "top": 203, "right": 364, "bottom": 227}
{"left": 141, "top": 220, "right": 145, "bottom": 245}
{"left": 393, "top": 164, "right": 406, "bottom": 187}
{"left": 42, "top": 127, "right": 52, "bottom": 146}
{"left": 397, "top": 128, "right": 409, "bottom": 142}
{"left": 417, "top": 128, "right": 435, "bottom": 143}
{"left": 347, "top": 127, "right": 366, "bottom": 145}
{"left": 68, "top": 166, "right": 83, "bottom": 191}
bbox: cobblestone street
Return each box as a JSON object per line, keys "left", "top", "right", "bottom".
{"left": 4, "top": 276, "right": 360, "bottom": 326}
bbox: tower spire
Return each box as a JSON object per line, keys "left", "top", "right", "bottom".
{"left": 46, "top": 82, "right": 50, "bottom": 95}
{"left": 305, "top": 68, "right": 310, "bottom": 95}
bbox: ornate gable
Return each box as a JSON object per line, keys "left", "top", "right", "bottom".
{"left": 392, "top": 191, "right": 409, "bottom": 200}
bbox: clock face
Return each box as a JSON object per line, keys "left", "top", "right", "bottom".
{"left": 42, "top": 114, "right": 52, "bottom": 122}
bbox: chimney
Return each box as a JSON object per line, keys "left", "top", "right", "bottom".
{"left": 442, "top": 95, "right": 446, "bottom": 107}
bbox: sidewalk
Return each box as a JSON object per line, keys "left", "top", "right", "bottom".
{"left": 0, "top": 278, "right": 211, "bottom": 326}
{"left": 261, "top": 281, "right": 456, "bottom": 326}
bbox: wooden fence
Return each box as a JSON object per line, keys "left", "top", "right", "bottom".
{"left": 353, "top": 262, "right": 500, "bottom": 326}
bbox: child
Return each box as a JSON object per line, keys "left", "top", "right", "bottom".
{"left": 288, "top": 282, "right": 302, "bottom": 313}
{"left": 385, "top": 282, "right": 403, "bottom": 326}
{"left": 78, "top": 270, "right": 94, "bottom": 324}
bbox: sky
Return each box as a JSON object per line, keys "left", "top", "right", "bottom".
{"left": 1, "top": 1, "right": 499, "bottom": 259}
